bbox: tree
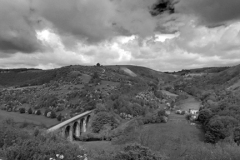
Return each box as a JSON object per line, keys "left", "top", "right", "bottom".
{"left": 35, "top": 110, "right": 41, "bottom": 115}
{"left": 96, "top": 63, "right": 101, "bottom": 67}
{"left": 92, "top": 72, "right": 99, "bottom": 79}
{"left": 50, "top": 111, "right": 57, "bottom": 119}
{"left": 44, "top": 109, "right": 51, "bottom": 117}
{"left": 57, "top": 114, "right": 62, "bottom": 121}
{"left": 234, "top": 127, "right": 240, "bottom": 145}
{"left": 19, "top": 108, "right": 25, "bottom": 114}
{"left": 92, "top": 112, "right": 118, "bottom": 133}
{"left": 198, "top": 109, "right": 213, "bottom": 125}
{"left": 205, "top": 116, "right": 239, "bottom": 143}
{"left": 28, "top": 108, "right": 33, "bottom": 114}
{"left": 114, "top": 143, "right": 163, "bottom": 160}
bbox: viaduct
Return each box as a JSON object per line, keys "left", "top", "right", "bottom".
{"left": 47, "top": 110, "right": 93, "bottom": 141}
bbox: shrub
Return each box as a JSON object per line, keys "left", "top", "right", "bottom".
{"left": 95, "top": 103, "right": 107, "bottom": 113}
{"left": 44, "top": 109, "right": 51, "bottom": 117}
{"left": 19, "top": 108, "right": 25, "bottom": 114}
{"left": 57, "top": 114, "right": 62, "bottom": 121}
{"left": 205, "top": 116, "right": 239, "bottom": 143}
{"left": 92, "top": 112, "right": 118, "bottom": 133}
{"left": 35, "top": 110, "right": 41, "bottom": 115}
{"left": 157, "top": 109, "right": 166, "bottom": 117}
{"left": 0, "top": 120, "right": 86, "bottom": 160}
{"left": 185, "top": 114, "right": 192, "bottom": 120}
{"left": 180, "top": 110, "right": 186, "bottom": 115}
{"left": 141, "top": 111, "right": 168, "bottom": 125}
{"left": 19, "top": 121, "right": 30, "bottom": 128}
{"left": 114, "top": 143, "right": 163, "bottom": 160}
{"left": 198, "top": 109, "right": 212, "bottom": 124}
{"left": 5, "top": 134, "right": 85, "bottom": 160}
{"left": 28, "top": 108, "right": 33, "bottom": 114}
{"left": 7, "top": 107, "right": 12, "bottom": 112}
{"left": 50, "top": 111, "right": 57, "bottom": 119}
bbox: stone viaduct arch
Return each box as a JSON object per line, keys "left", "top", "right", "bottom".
{"left": 47, "top": 110, "right": 93, "bottom": 141}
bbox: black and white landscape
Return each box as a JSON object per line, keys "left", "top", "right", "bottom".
{"left": 1, "top": 0, "right": 240, "bottom": 160}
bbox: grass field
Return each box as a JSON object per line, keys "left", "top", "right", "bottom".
{"left": 176, "top": 95, "right": 200, "bottom": 111}
{"left": 76, "top": 96, "right": 203, "bottom": 160}
{"left": 138, "top": 119, "right": 204, "bottom": 159}
{"left": 0, "top": 110, "right": 58, "bottom": 127}
{"left": 134, "top": 96, "right": 203, "bottom": 159}
{"left": 77, "top": 141, "right": 118, "bottom": 152}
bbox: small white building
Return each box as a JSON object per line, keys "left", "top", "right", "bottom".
{"left": 189, "top": 109, "right": 199, "bottom": 115}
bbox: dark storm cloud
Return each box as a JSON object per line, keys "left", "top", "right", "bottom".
{"left": 0, "top": 36, "right": 40, "bottom": 54}
{"left": 0, "top": 0, "right": 43, "bottom": 54}
{"left": 175, "top": 0, "right": 240, "bottom": 26}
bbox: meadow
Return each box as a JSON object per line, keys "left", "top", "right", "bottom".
{"left": 0, "top": 110, "right": 58, "bottom": 127}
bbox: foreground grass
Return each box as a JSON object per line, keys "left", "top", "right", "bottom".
{"left": 137, "top": 120, "right": 204, "bottom": 160}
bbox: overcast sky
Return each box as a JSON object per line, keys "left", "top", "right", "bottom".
{"left": 1, "top": 0, "right": 240, "bottom": 71}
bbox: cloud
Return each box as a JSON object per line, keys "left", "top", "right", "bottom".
{"left": 1, "top": 0, "right": 240, "bottom": 72}
{"left": 33, "top": 0, "right": 117, "bottom": 44}
{"left": 2, "top": 22, "right": 240, "bottom": 72}
{"left": 175, "top": 0, "right": 240, "bottom": 26}
{"left": 0, "top": 0, "right": 179, "bottom": 54}
{"left": 33, "top": 0, "right": 176, "bottom": 45}
{"left": 0, "top": 0, "right": 43, "bottom": 54}
{"left": 171, "top": 22, "right": 240, "bottom": 57}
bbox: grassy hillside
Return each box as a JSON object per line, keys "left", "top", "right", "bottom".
{"left": 0, "top": 64, "right": 176, "bottom": 128}
{"left": 1, "top": 64, "right": 240, "bottom": 160}
{"left": 169, "top": 66, "right": 230, "bottom": 76}
{"left": 0, "top": 69, "right": 56, "bottom": 87}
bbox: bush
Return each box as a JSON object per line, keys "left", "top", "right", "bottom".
{"left": 44, "top": 109, "right": 51, "bottom": 117}
{"left": 50, "top": 111, "right": 57, "bottom": 119}
{"left": 28, "top": 108, "right": 33, "bottom": 114}
{"left": 92, "top": 112, "right": 118, "bottom": 133}
{"left": 141, "top": 111, "right": 168, "bottom": 125}
{"left": 5, "top": 134, "right": 85, "bottom": 160}
{"left": 57, "top": 114, "right": 62, "bottom": 121}
{"left": 0, "top": 120, "right": 86, "bottom": 160}
{"left": 185, "top": 114, "right": 192, "bottom": 120}
{"left": 7, "top": 107, "right": 12, "bottom": 112}
{"left": 198, "top": 109, "right": 212, "bottom": 124}
{"left": 19, "top": 108, "right": 25, "bottom": 114}
{"left": 114, "top": 143, "right": 163, "bottom": 160}
{"left": 19, "top": 121, "right": 31, "bottom": 128}
{"left": 180, "top": 110, "right": 186, "bottom": 115}
{"left": 205, "top": 116, "right": 239, "bottom": 143}
{"left": 35, "top": 110, "right": 41, "bottom": 115}
{"left": 157, "top": 109, "right": 166, "bottom": 117}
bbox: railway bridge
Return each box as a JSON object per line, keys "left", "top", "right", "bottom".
{"left": 47, "top": 110, "right": 93, "bottom": 141}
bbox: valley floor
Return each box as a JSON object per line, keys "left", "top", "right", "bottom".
{"left": 138, "top": 96, "right": 203, "bottom": 160}
{"left": 78, "top": 96, "right": 204, "bottom": 160}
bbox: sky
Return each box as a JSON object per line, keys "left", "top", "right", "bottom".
{"left": 1, "top": 0, "right": 240, "bottom": 71}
